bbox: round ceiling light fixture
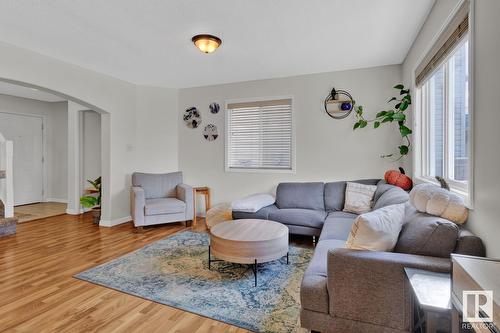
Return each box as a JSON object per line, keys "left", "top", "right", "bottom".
{"left": 192, "top": 34, "right": 222, "bottom": 54}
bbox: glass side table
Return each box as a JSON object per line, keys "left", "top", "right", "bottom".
{"left": 404, "top": 267, "right": 452, "bottom": 333}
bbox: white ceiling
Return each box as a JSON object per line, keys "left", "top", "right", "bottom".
{"left": 0, "top": 81, "right": 66, "bottom": 102}
{"left": 0, "top": 0, "right": 434, "bottom": 88}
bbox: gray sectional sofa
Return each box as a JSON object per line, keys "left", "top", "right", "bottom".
{"left": 232, "top": 179, "right": 485, "bottom": 333}
{"left": 232, "top": 179, "right": 408, "bottom": 238}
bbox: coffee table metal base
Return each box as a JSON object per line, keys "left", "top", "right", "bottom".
{"left": 208, "top": 245, "right": 289, "bottom": 287}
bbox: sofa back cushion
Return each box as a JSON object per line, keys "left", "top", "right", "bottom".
{"left": 132, "top": 172, "right": 183, "bottom": 199}
{"left": 373, "top": 186, "right": 409, "bottom": 210}
{"left": 276, "top": 182, "right": 325, "bottom": 210}
{"left": 394, "top": 205, "right": 459, "bottom": 258}
{"left": 324, "top": 179, "right": 379, "bottom": 211}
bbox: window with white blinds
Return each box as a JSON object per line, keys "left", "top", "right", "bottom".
{"left": 225, "top": 98, "right": 293, "bottom": 172}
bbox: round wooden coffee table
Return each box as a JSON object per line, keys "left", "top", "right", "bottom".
{"left": 208, "top": 219, "right": 289, "bottom": 286}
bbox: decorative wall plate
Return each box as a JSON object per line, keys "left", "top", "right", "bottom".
{"left": 183, "top": 107, "right": 201, "bottom": 128}
{"left": 203, "top": 124, "right": 218, "bottom": 141}
{"left": 209, "top": 102, "right": 220, "bottom": 114}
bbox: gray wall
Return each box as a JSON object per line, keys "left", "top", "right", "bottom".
{"left": 0, "top": 94, "right": 68, "bottom": 201}
{"left": 403, "top": 0, "right": 500, "bottom": 258}
{"left": 178, "top": 65, "right": 402, "bottom": 205}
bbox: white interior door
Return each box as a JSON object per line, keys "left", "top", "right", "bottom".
{"left": 0, "top": 112, "right": 43, "bottom": 205}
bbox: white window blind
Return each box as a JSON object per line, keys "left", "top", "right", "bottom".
{"left": 226, "top": 98, "right": 293, "bottom": 171}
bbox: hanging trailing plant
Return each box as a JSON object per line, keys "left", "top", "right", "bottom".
{"left": 353, "top": 84, "right": 412, "bottom": 160}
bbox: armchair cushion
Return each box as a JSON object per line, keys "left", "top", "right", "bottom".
{"left": 132, "top": 171, "right": 183, "bottom": 199}
{"left": 145, "top": 198, "right": 186, "bottom": 216}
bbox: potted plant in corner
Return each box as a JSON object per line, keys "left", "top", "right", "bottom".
{"left": 80, "top": 177, "right": 101, "bottom": 224}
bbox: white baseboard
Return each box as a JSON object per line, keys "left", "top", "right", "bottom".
{"left": 99, "top": 215, "right": 132, "bottom": 227}
{"left": 46, "top": 198, "right": 68, "bottom": 203}
{"left": 66, "top": 208, "right": 81, "bottom": 215}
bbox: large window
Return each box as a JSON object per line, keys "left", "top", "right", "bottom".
{"left": 225, "top": 98, "right": 293, "bottom": 172}
{"left": 416, "top": 7, "right": 471, "bottom": 201}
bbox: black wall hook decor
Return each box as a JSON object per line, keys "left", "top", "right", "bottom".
{"left": 324, "top": 87, "right": 355, "bottom": 119}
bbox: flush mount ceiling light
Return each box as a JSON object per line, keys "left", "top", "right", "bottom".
{"left": 192, "top": 34, "right": 222, "bottom": 54}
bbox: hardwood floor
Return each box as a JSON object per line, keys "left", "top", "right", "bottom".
{"left": 15, "top": 202, "right": 67, "bottom": 223}
{"left": 0, "top": 214, "right": 255, "bottom": 333}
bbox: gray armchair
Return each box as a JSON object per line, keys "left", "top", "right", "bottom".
{"left": 130, "top": 172, "right": 194, "bottom": 227}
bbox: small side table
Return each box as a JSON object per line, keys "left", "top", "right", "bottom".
{"left": 404, "top": 267, "right": 452, "bottom": 333}
{"left": 193, "top": 186, "right": 211, "bottom": 225}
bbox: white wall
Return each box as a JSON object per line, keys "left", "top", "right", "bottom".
{"left": 403, "top": 0, "right": 500, "bottom": 258}
{"left": 135, "top": 86, "right": 179, "bottom": 173}
{"left": 178, "top": 65, "right": 402, "bottom": 205}
{"left": 0, "top": 41, "right": 179, "bottom": 224}
{"left": 0, "top": 94, "right": 68, "bottom": 202}
{"left": 81, "top": 110, "right": 101, "bottom": 189}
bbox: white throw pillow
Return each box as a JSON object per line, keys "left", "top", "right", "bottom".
{"left": 409, "top": 183, "right": 468, "bottom": 224}
{"left": 343, "top": 182, "right": 377, "bottom": 214}
{"left": 346, "top": 203, "right": 406, "bottom": 252}
{"left": 231, "top": 193, "right": 275, "bottom": 213}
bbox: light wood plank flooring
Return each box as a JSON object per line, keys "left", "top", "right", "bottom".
{"left": 0, "top": 213, "right": 255, "bottom": 333}
{"left": 14, "top": 202, "right": 67, "bottom": 223}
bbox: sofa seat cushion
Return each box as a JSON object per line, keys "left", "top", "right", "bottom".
{"left": 145, "top": 198, "right": 186, "bottom": 216}
{"left": 269, "top": 208, "right": 327, "bottom": 229}
{"left": 319, "top": 212, "right": 358, "bottom": 242}
{"left": 301, "top": 239, "right": 345, "bottom": 313}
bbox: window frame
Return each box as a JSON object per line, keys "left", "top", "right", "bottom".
{"left": 224, "top": 95, "right": 296, "bottom": 174}
{"left": 413, "top": 0, "right": 474, "bottom": 207}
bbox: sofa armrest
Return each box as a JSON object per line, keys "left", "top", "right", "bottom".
{"left": 131, "top": 186, "right": 145, "bottom": 227}
{"left": 177, "top": 183, "right": 194, "bottom": 220}
{"left": 327, "top": 248, "right": 451, "bottom": 331}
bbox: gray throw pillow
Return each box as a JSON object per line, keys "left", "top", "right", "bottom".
{"left": 394, "top": 211, "right": 459, "bottom": 258}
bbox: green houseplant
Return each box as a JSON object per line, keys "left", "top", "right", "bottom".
{"left": 80, "top": 176, "right": 101, "bottom": 224}
{"left": 353, "top": 84, "right": 412, "bottom": 160}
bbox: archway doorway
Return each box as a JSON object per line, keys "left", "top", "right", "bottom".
{"left": 0, "top": 78, "right": 111, "bottom": 224}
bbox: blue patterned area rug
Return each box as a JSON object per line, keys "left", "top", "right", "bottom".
{"left": 75, "top": 231, "right": 312, "bottom": 333}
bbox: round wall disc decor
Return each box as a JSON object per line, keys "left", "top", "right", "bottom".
{"left": 209, "top": 102, "right": 220, "bottom": 114}
{"left": 203, "top": 124, "right": 218, "bottom": 141}
{"left": 183, "top": 107, "right": 201, "bottom": 128}
{"left": 324, "top": 87, "right": 355, "bottom": 119}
